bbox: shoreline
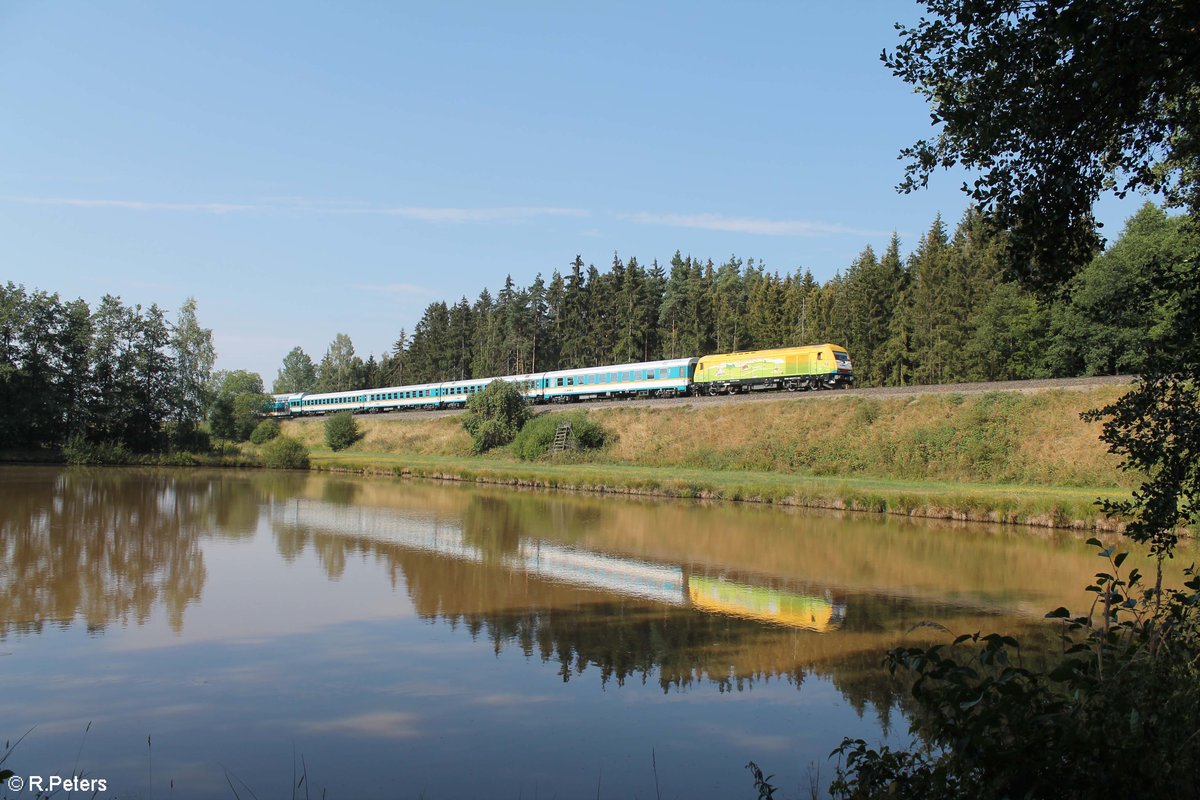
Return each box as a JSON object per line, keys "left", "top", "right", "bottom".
{"left": 306, "top": 451, "right": 1129, "bottom": 532}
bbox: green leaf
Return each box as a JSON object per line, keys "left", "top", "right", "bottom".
{"left": 959, "top": 695, "right": 983, "bottom": 711}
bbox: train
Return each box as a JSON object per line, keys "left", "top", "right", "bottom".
{"left": 267, "top": 342, "right": 853, "bottom": 417}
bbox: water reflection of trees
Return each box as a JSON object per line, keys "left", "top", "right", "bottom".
{"left": 0, "top": 467, "right": 261, "bottom": 636}
{"left": 258, "top": 477, "right": 1110, "bottom": 716}
{"left": 266, "top": 510, "right": 1051, "bottom": 726}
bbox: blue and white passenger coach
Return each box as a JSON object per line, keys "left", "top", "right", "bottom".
{"left": 270, "top": 357, "right": 698, "bottom": 416}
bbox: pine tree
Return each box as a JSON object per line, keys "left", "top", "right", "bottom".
{"left": 470, "top": 290, "right": 502, "bottom": 378}
{"left": 905, "top": 215, "right": 955, "bottom": 384}
{"left": 387, "top": 328, "right": 409, "bottom": 386}
{"left": 543, "top": 270, "right": 565, "bottom": 370}
{"left": 712, "top": 256, "right": 747, "bottom": 353}
{"left": 658, "top": 252, "right": 690, "bottom": 359}
{"left": 615, "top": 255, "right": 649, "bottom": 363}
{"left": 316, "top": 333, "right": 360, "bottom": 392}
{"left": 527, "top": 274, "right": 548, "bottom": 373}
{"left": 558, "top": 257, "right": 588, "bottom": 368}
{"left": 642, "top": 259, "right": 666, "bottom": 359}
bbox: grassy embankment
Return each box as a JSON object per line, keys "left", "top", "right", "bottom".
{"left": 279, "top": 385, "right": 1137, "bottom": 530}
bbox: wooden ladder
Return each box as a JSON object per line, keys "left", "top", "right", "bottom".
{"left": 550, "top": 421, "right": 573, "bottom": 452}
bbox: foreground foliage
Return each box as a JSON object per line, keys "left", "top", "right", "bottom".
{"left": 828, "top": 545, "right": 1200, "bottom": 799}
{"left": 821, "top": 1, "right": 1200, "bottom": 798}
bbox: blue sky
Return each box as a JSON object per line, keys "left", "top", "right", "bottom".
{"left": 1, "top": 1, "right": 1150, "bottom": 383}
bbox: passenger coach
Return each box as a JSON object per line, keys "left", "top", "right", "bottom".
{"left": 268, "top": 346, "right": 850, "bottom": 416}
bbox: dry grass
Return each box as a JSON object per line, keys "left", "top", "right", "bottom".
{"left": 281, "top": 414, "right": 473, "bottom": 456}
{"left": 590, "top": 387, "right": 1132, "bottom": 488}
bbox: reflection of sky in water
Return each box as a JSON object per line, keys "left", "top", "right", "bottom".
{"left": 12, "top": 467, "right": 1176, "bottom": 798}
{"left": 0, "top": 513, "right": 892, "bottom": 800}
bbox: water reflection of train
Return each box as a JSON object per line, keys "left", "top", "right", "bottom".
{"left": 518, "top": 539, "right": 846, "bottom": 632}
{"left": 272, "top": 499, "right": 847, "bottom": 632}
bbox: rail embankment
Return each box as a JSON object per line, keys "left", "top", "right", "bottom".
{"left": 280, "top": 386, "right": 1136, "bottom": 530}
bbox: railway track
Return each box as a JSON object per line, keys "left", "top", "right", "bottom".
{"left": 286, "top": 374, "right": 1135, "bottom": 423}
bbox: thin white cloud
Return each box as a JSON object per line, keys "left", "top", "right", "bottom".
{"left": 0, "top": 195, "right": 589, "bottom": 223}
{"left": 342, "top": 205, "right": 589, "bottom": 223}
{"left": 3, "top": 194, "right": 875, "bottom": 237}
{"left": 628, "top": 211, "right": 886, "bottom": 238}
{"left": 2, "top": 195, "right": 257, "bottom": 213}
{"left": 351, "top": 282, "right": 437, "bottom": 298}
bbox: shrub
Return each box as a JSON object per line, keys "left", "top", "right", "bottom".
{"left": 62, "top": 433, "right": 132, "bottom": 465}
{"left": 511, "top": 411, "right": 608, "bottom": 460}
{"left": 250, "top": 418, "right": 281, "bottom": 445}
{"left": 261, "top": 435, "right": 310, "bottom": 469}
{"left": 324, "top": 411, "right": 361, "bottom": 452}
{"left": 461, "top": 380, "right": 529, "bottom": 453}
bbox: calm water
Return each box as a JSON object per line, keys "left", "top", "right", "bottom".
{"left": 0, "top": 466, "right": 1184, "bottom": 799}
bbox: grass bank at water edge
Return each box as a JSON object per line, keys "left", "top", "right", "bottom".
{"left": 280, "top": 386, "right": 1137, "bottom": 531}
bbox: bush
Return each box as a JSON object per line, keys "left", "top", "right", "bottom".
{"left": 261, "top": 435, "right": 310, "bottom": 469}
{"left": 511, "top": 412, "right": 608, "bottom": 460}
{"left": 250, "top": 418, "right": 281, "bottom": 445}
{"left": 324, "top": 411, "right": 361, "bottom": 452}
{"left": 461, "top": 380, "right": 529, "bottom": 453}
{"left": 62, "top": 433, "right": 132, "bottom": 465}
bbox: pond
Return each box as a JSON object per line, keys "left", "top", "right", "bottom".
{"left": 0, "top": 466, "right": 1177, "bottom": 798}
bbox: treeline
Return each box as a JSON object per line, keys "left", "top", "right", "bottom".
{"left": 0, "top": 287, "right": 267, "bottom": 455}
{"left": 275, "top": 203, "right": 1192, "bottom": 393}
